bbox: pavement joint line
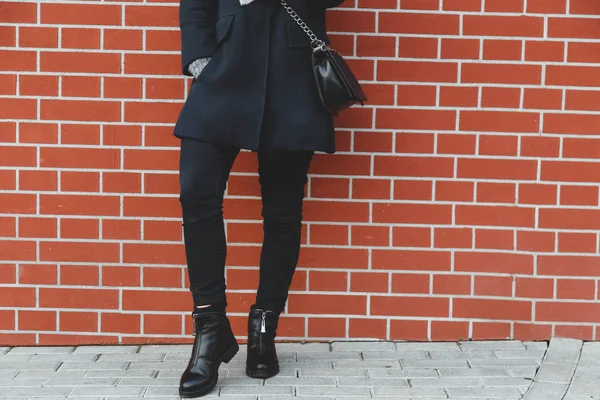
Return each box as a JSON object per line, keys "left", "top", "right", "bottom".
{"left": 522, "top": 338, "right": 583, "bottom": 400}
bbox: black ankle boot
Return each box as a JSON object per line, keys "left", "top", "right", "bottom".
{"left": 179, "top": 311, "right": 239, "bottom": 398}
{"left": 245, "top": 307, "right": 280, "bottom": 379}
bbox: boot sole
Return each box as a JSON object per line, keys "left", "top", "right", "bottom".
{"left": 179, "top": 342, "right": 240, "bottom": 398}
{"left": 245, "top": 365, "right": 280, "bottom": 380}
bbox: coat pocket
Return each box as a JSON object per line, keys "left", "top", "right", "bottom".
{"left": 216, "top": 15, "right": 235, "bottom": 46}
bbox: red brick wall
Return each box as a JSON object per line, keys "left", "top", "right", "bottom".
{"left": 1, "top": 0, "right": 600, "bottom": 345}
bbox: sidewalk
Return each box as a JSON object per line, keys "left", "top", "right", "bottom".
{"left": 0, "top": 338, "right": 593, "bottom": 399}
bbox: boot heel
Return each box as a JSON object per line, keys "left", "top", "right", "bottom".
{"left": 221, "top": 342, "right": 239, "bottom": 364}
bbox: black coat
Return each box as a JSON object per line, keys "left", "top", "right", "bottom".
{"left": 173, "top": 0, "right": 344, "bottom": 154}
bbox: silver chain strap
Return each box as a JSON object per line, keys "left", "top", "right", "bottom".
{"left": 279, "top": 0, "right": 327, "bottom": 51}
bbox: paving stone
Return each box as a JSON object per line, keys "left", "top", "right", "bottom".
{"left": 563, "top": 395, "right": 600, "bottom": 400}
{"left": 331, "top": 341, "right": 395, "bottom": 351}
{"left": 543, "top": 338, "right": 582, "bottom": 365}
{"left": 362, "top": 350, "right": 428, "bottom": 360}
{"left": 437, "top": 367, "right": 508, "bottom": 377}
{"left": 0, "top": 361, "right": 61, "bottom": 371}
{"left": 0, "top": 378, "right": 49, "bottom": 386}
{"left": 567, "top": 374, "right": 600, "bottom": 397}
{"left": 409, "top": 377, "right": 482, "bottom": 387}
{"left": 0, "top": 347, "right": 9, "bottom": 355}
{"left": 494, "top": 349, "right": 547, "bottom": 359}
{"left": 221, "top": 385, "right": 294, "bottom": 395}
{"left": 299, "top": 367, "right": 367, "bottom": 377}
{"left": 371, "top": 386, "right": 447, "bottom": 396}
{"left": 428, "top": 350, "right": 496, "bottom": 359}
{"left": 337, "top": 377, "right": 409, "bottom": 387}
{"left": 535, "top": 361, "right": 576, "bottom": 384}
{"left": 0, "top": 370, "right": 17, "bottom": 378}
{"left": 73, "top": 345, "right": 140, "bottom": 354}
{"left": 276, "top": 343, "right": 331, "bottom": 353}
{"left": 481, "top": 377, "right": 533, "bottom": 387}
{"left": 138, "top": 345, "right": 191, "bottom": 353}
{"left": 468, "top": 358, "right": 541, "bottom": 367}
{"left": 118, "top": 377, "right": 179, "bottom": 386}
{"left": 58, "top": 361, "right": 128, "bottom": 370}
{"left": 333, "top": 360, "right": 399, "bottom": 368}
{"left": 143, "top": 386, "right": 194, "bottom": 397}
{"left": 127, "top": 361, "right": 185, "bottom": 370}
{"left": 0, "top": 355, "right": 35, "bottom": 362}
{"left": 15, "top": 370, "right": 87, "bottom": 379}
{"left": 446, "top": 386, "right": 523, "bottom": 398}
{"left": 458, "top": 340, "right": 526, "bottom": 351}
{"left": 1, "top": 387, "right": 72, "bottom": 397}
{"left": 523, "top": 381, "right": 569, "bottom": 400}
{"left": 401, "top": 359, "right": 469, "bottom": 368}
{"left": 297, "top": 386, "right": 371, "bottom": 396}
{"left": 29, "top": 353, "right": 99, "bottom": 362}
{"left": 86, "top": 369, "right": 156, "bottom": 378}
{"left": 262, "top": 376, "right": 336, "bottom": 386}
{"left": 97, "top": 353, "right": 166, "bottom": 362}
{"left": 7, "top": 347, "right": 75, "bottom": 355}
{"left": 45, "top": 377, "right": 119, "bottom": 386}
{"left": 296, "top": 351, "right": 361, "bottom": 361}
{"left": 27, "top": 398, "right": 106, "bottom": 400}
{"left": 367, "top": 367, "right": 437, "bottom": 378}
{"left": 395, "top": 342, "right": 461, "bottom": 352}
{"left": 506, "top": 366, "right": 539, "bottom": 378}
{"left": 70, "top": 386, "right": 146, "bottom": 397}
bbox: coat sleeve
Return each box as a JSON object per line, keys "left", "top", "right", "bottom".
{"left": 179, "top": 0, "right": 218, "bottom": 76}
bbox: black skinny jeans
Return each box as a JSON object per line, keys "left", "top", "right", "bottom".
{"left": 179, "top": 137, "right": 313, "bottom": 314}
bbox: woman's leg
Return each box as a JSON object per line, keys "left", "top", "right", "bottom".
{"left": 245, "top": 149, "right": 313, "bottom": 380}
{"left": 178, "top": 138, "right": 241, "bottom": 398}
{"left": 254, "top": 149, "right": 314, "bottom": 313}
{"left": 179, "top": 137, "right": 240, "bottom": 311}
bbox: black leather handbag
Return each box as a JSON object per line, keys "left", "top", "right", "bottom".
{"left": 280, "top": 0, "right": 367, "bottom": 116}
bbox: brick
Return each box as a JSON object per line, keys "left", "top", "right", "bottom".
{"left": 60, "top": 265, "right": 99, "bottom": 286}
{"left": 40, "top": 288, "right": 118, "bottom": 310}
{"left": 392, "top": 180, "right": 432, "bottom": 201}
{"left": 464, "top": 15, "right": 544, "bottom": 37}
{"left": 379, "top": 12, "right": 459, "bottom": 35}
{"left": 41, "top": 100, "right": 120, "bottom": 122}
{"left": 516, "top": 230, "right": 555, "bottom": 252}
{"left": 41, "top": 3, "right": 121, "bottom": 25}
{"left": 455, "top": 252, "right": 534, "bottom": 274}
{"left": 61, "top": 28, "right": 99, "bottom": 50}
{"left": 372, "top": 249, "right": 451, "bottom": 271}
{"left": 519, "top": 183, "right": 558, "bottom": 205}
{"left": 537, "top": 302, "right": 600, "bottom": 323}
{"left": 40, "top": 195, "right": 120, "bottom": 216}
{"left": 61, "top": 172, "right": 100, "bottom": 193}
{"left": 475, "top": 229, "right": 514, "bottom": 250}
{"left": 454, "top": 298, "right": 532, "bottom": 321}
{"left": 41, "top": 52, "right": 120, "bottom": 74}
{"left": 474, "top": 275, "right": 513, "bottom": 297}
{"left": 143, "top": 267, "right": 181, "bottom": 288}
{"left": 538, "top": 255, "right": 600, "bottom": 277}
{"left": 441, "top": 39, "right": 480, "bottom": 60}
{"left": 456, "top": 205, "right": 535, "bottom": 228}
{"left": 556, "top": 279, "right": 596, "bottom": 300}
{"left": 0, "top": 2, "right": 37, "bottom": 23}
{"left": 460, "top": 111, "right": 540, "bottom": 133}
{"left": 101, "top": 313, "right": 141, "bottom": 334}
{"left": 104, "top": 29, "right": 143, "bottom": 51}
{"left": 391, "top": 273, "right": 430, "bottom": 294}
{"left": 122, "top": 290, "right": 189, "bottom": 312}
{"left": 371, "top": 296, "right": 449, "bottom": 317}
{"left": 60, "top": 312, "right": 98, "bottom": 332}
{"left": 349, "top": 272, "right": 389, "bottom": 293}
{"left": 462, "top": 63, "right": 541, "bottom": 85}
{"left": 102, "top": 266, "right": 140, "bottom": 287}
{"left": 144, "top": 314, "right": 181, "bottom": 335}
{"left": 433, "top": 274, "right": 471, "bottom": 295}
{"left": 288, "top": 294, "right": 367, "bottom": 315}
{"left": 18, "top": 217, "right": 55, "bottom": 240}
{"left": 512, "top": 285, "right": 553, "bottom": 310}
{"left": 18, "top": 310, "right": 56, "bottom": 332}
{"left": 476, "top": 182, "right": 516, "bottom": 203}
{"left": 40, "top": 241, "right": 119, "bottom": 263}
{"left": 308, "top": 317, "right": 346, "bottom": 337}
